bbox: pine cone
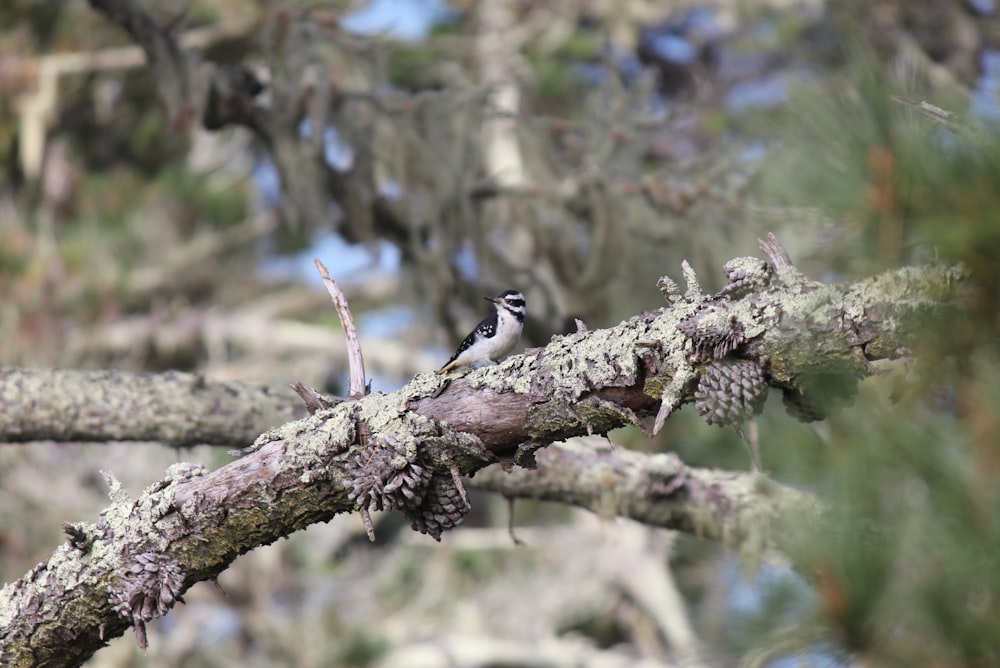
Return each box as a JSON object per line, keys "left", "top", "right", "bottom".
{"left": 345, "top": 437, "right": 432, "bottom": 513}
{"left": 719, "top": 257, "right": 771, "bottom": 298}
{"left": 405, "top": 474, "right": 470, "bottom": 540}
{"left": 382, "top": 460, "right": 432, "bottom": 512}
{"left": 110, "top": 552, "right": 186, "bottom": 650}
{"left": 678, "top": 308, "right": 745, "bottom": 361}
{"left": 695, "top": 358, "right": 768, "bottom": 426}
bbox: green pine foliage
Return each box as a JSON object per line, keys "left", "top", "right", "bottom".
{"left": 753, "top": 52, "right": 1000, "bottom": 664}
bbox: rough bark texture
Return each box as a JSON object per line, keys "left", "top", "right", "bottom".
{"left": 0, "top": 369, "right": 304, "bottom": 447}
{"left": 469, "top": 438, "right": 819, "bottom": 556}
{"left": 0, "top": 251, "right": 968, "bottom": 666}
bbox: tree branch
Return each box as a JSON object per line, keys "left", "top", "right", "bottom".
{"left": 314, "top": 258, "right": 368, "bottom": 398}
{"left": 85, "top": 0, "right": 410, "bottom": 238}
{"left": 468, "top": 438, "right": 818, "bottom": 555}
{"left": 0, "top": 369, "right": 303, "bottom": 447}
{"left": 86, "top": 0, "right": 199, "bottom": 128}
{"left": 0, "top": 242, "right": 968, "bottom": 665}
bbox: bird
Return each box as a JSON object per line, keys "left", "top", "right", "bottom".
{"left": 437, "top": 290, "right": 526, "bottom": 374}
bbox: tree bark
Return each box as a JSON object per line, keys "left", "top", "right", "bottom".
{"left": 469, "top": 437, "right": 819, "bottom": 555}
{"left": 0, "top": 368, "right": 304, "bottom": 447}
{"left": 0, "top": 244, "right": 967, "bottom": 666}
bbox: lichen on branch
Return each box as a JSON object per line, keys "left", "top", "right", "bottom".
{"left": 0, "top": 237, "right": 968, "bottom": 666}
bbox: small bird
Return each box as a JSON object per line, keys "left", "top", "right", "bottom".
{"left": 437, "top": 290, "right": 526, "bottom": 374}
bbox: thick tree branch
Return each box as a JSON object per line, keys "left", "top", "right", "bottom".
{"left": 0, "top": 243, "right": 968, "bottom": 665}
{"left": 0, "top": 251, "right": 966, "bottom": 455}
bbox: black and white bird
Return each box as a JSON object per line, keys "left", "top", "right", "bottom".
{"left": 437, "top": 290, "right": 526, "bottom": 374}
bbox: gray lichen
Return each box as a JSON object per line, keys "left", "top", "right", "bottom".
{"left": 465, "top": 354, "right": 537, "bottom": 394}
{"left": 719, "top": 256, "right": 772, "bottom": 298}
{"left": 339, "top": 378, "right": 496, "bottom": 540}
{"left": 678, "top": 305, "right": 747, "bottom": 361}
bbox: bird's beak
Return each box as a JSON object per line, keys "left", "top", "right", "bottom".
{"left": 485, "top": 296, "right": 500, "bottom": 304}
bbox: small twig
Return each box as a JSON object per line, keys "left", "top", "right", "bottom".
{"left": 681, "top": 260, "right": 702, "bottom": 300}
{"left": 735, "top": 423, "right": 762, "bottom": 473}
{"left": 290, "top": 382, "right": 329, "bottom": 414}
{"left": 449, "top": 465, "right": 472, "bottom": 510}
{"left": 506, "top": 496, "right": 524, "bottom": 546}
{"left": 314, "top": 259, "right": 367, "bottom": 398}
{"left": 359, "top": 509, "right": 377, "bottom": 542}
{"left": 656, "top": 274, "right": 681, "bottom": 304}
{"left": 653, "top": 400, "right": 673, "bottom": 436}
{"left": 758, "top": 232, "right": 793, "bottom": 270}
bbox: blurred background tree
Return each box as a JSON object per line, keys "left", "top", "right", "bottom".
{"left": 1, "top": 0, "right": 999, "bottom": 665}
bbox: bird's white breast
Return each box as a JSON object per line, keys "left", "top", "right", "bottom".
{"left": 485, "top": 310, "right": 522, "bottom": 359}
